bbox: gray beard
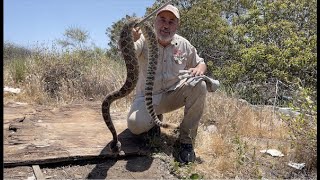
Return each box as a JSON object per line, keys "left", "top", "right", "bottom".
{"left": 157, "top": 34, "right": 174, "bottom": 42}
{"left": 156, "top": 29, "right": 176, "bottom": 43}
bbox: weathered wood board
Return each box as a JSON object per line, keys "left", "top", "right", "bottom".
{"left": 4, "top": 102, "right": 149, "bottom": 167}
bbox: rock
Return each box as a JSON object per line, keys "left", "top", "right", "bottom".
{"left": 204, "top": 125, "right": 217, "bottom": 134}
{"left": 288, "top": 162, "right": 305, "bottom": 170}
{"left": 4, "top": 86, "right": 21, "bottom": 94}
{"left": 260, "top": 149, "right": 284, "bottom": 157}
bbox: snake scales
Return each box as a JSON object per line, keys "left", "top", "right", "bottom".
{"left": 102, "top": 18, "right": 174, "bottom": 153}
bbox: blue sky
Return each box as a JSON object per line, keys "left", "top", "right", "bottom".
{"left": 4, "top": 0, "right": 155, "bottom": 49}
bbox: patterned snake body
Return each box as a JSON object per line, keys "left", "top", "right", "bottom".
{"left": 102, "top": 18, "right": 173, "bottom": 153}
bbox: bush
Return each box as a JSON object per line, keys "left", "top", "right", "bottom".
{"left": 282, "top": 87, "right": 317, "bottom": 171}
{"left": 8, "top": 58, "right": 28, "bottom": 83}
{"left": 4, "top": 41, "right": 32, "bottom": 62}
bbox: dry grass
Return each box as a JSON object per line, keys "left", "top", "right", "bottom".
{"left": 4, "top": 47, "right": 132, "bottom": 106}
{"left": 163, "top": 91, "right": 301, "bottom": 179}
{"left": 3, "top": 46, "right": 316, "bottom": 179}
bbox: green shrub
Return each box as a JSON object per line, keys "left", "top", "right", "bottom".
{"left": 282, "top": 87, "right": 317, "bottom": 171}
{"left": 4, "top": 41, "right": 31, "bottom": 61}
{"left": 8, "top": 58, "right": 28, "bottom": 83}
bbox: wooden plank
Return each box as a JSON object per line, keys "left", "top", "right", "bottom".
{"left": 32, "top": 165, "right": 45, "bottom": 180}
{"left": 4, "top": 102, "right": 150, "bottom": 167}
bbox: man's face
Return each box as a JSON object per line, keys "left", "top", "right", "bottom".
{"left": 154, "top": 11, "right": 179, "bottom": 43}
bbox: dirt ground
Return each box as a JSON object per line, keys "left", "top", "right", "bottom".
{"left": 3, "top": 101, "right": 191, "bottom": 179}
{"left": 4, "top": 156, "right": 177, "bottom": 179}
{"left": 3, "top": 100, "right": 317, "bottom": 179}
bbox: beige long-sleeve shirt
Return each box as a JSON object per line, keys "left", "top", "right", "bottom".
{"left": 134, "top": 33, "right": 205, "bottom": 103}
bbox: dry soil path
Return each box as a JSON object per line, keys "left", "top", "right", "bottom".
{"left": 3, "top": 101, "right": 178, "bottom": 179}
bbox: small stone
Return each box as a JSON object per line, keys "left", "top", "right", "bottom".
{"left": 205, "top": 125, "right": 217, "bottom": 134}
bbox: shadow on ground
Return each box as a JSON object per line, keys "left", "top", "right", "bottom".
{"left": 86, "top": 128, "right": 179, "bottom": 179}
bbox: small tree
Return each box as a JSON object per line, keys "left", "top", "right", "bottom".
{"left": 105, "top": 14, "right": 137, "bottom": 59}
{"left": 56, "top": 26, "right": 90, "bottom": 51}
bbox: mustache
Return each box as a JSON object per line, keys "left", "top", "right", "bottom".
{"left": 161, "top": 30, "right": 170, "bottom": 34}
{"left": 161, "top": 28, "right": 169, "bottom": 32}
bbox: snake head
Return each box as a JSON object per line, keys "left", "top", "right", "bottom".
{"left": 109, "top": 140, "right": 122, "bottom": 153}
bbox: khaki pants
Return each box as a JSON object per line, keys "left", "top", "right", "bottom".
{"left": 127, "top": 81, "right": 207, "bottom": 144}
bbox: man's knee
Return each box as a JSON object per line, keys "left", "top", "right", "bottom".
{"left": 127, "top": 113, "right": 151, "bottom": 135}
{"left": 194, "top": 81, "right": 207, "bottom": 95}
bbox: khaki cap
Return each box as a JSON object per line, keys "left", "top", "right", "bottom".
{"left": 156, "top": 4, "right": 180, "bottom": 19}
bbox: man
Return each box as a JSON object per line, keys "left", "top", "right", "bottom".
{"left": 127, "top": 4, "right": 208, "bottom": 164}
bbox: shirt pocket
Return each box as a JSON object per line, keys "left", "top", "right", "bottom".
{"left": 170, "top": 49, "right": 188, "bottom": 74}
{"left": 172, "top": 48, "right": 187, "bottom": 65}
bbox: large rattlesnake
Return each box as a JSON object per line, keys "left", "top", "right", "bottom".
{"left": 102, "top": 18, "right": 174, "bottom": 153}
